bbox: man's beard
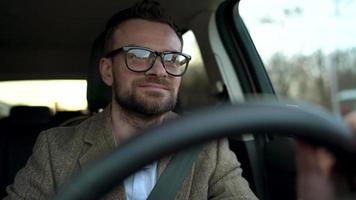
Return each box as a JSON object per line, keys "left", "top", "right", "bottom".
{"left": 113, "top": 76, "right": 177, "bottom": 117}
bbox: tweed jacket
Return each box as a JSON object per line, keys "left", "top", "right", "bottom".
{"left": 5, "top": 106, "right": 257, "bottom": 200}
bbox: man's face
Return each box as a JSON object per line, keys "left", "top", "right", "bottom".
{"left": 103, "top": 19, "right": 182, "bottom": 116}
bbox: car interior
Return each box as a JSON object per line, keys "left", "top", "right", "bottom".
{"left": 1, "top": 0, "right": 354, "bottom": 199}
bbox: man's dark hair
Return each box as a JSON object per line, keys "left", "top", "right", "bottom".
{"left": 103, "top": 0, "right": 183, "bottom": 54}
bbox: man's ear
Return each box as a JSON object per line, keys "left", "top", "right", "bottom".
{"left": 100, "top": 58, "right": 113, "bottom": 86}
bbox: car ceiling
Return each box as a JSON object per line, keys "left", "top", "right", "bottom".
{"left": 0, "top": 0, "right": 224, "bottom": 81}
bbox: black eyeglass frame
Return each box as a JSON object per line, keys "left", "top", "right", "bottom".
{"left": 104, "top": 46, "right": 192, "bottom": 77}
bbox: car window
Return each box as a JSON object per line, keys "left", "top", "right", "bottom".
{"left": 0, "top": 80, "right": 87, "bottom": 118}
{"left": 239, "top": 0, "right": 356, "bottom": 116}
{"left": 176, "top": 30, "right": 220, "bottom": 112}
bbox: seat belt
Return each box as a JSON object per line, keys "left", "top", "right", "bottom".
{"left": 147, "top": 144, "right": 203, "bottom": 200}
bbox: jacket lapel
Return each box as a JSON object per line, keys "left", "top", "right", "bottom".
{"left": 78, "top": 110, "right": 178, "bottom": 169}
{"left": 77, "top": 105, "right": 123, "bottom": 199}
{"left": 79, "top": 105, "right": 115, "bottom": 168}
{"left": 77, "top": 108, "right": 180, "bottom": 200}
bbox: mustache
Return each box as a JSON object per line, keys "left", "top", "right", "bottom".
{"left": 133, "top": 77, "right": 172, "bottom": 89}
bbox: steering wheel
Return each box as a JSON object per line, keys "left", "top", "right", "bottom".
{"left": 53, "top": 101, "right": 356, "bottom": 200}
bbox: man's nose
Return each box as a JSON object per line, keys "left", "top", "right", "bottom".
{"left": 145, "top": 57, "right": 168, "bottom": 76}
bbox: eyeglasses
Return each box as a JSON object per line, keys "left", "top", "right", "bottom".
{"left": 105, "top": 46, "right": 191, "bottom": 76}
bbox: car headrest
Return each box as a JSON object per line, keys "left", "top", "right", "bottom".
{"left": 9, "top": 106, "right": 51, "bottom": 124}
{"left": 86, "top": 32, "right": 112, "bottom": 113}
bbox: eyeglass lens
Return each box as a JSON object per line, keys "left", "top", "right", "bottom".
{"left": 126, "top": 48, "right": 188, "bottom": 75}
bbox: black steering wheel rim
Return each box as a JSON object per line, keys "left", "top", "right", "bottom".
{"left": 54, "top": 101, "right": 356, "bottom": 200}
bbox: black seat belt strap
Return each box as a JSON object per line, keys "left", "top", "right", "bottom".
{"left": 147, "top": 144, "right": 203, "bottom": 200}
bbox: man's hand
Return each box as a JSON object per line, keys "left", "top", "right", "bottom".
{"left": 297, "top": 141, "right": 336, "bottom": 200}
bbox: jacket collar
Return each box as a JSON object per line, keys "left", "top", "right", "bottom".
{"left": 79, "top": 104, "right": 178, "bottom": 166}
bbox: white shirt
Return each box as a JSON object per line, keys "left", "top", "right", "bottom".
{"left": 123, "top": 162, "right": 157, "bottom": 200}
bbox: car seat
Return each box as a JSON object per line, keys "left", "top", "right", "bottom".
{"left": 0, "top": 106, "right": 51, "bottom": 198}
